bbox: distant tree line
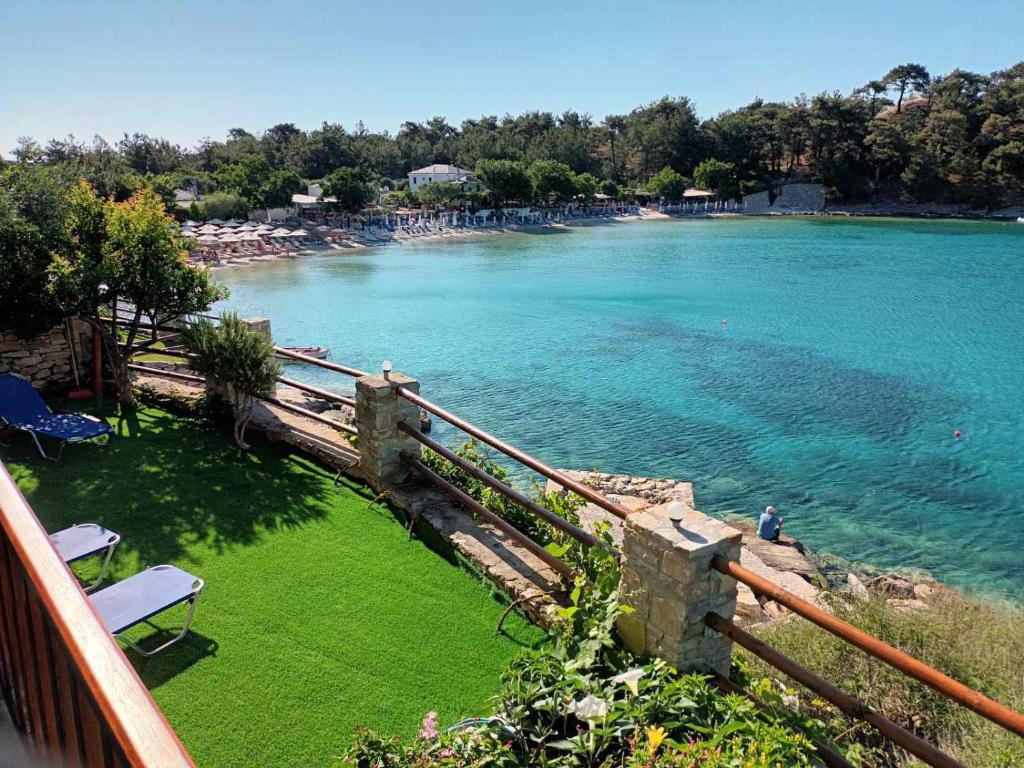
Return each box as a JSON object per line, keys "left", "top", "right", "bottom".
{"left": 5, "top": 61, "right": 1023, "bottom": 210}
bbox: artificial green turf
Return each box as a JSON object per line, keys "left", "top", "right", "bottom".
{"left": 2, "top": 405, "right": 543, "bottom": 767}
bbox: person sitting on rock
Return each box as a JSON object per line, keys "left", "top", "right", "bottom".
{"left": 758, "top": 505, "right": 783, "bottom": 542}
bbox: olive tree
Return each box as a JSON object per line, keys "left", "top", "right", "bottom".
{"left": 49, "top": 184, "right": 226, "bottom": 408}
{"left": 182, "top": 313, "right": 281, "bottom": 449}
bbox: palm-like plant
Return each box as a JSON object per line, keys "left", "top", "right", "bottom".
{"left": 183, "top": 313, "right": 281, "bottom": 448}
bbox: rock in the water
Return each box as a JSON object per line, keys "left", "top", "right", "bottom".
{"left": 847, "top": 572, "right": 869, "bottom": 600}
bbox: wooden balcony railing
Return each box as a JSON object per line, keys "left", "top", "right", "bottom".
{"left": 0, "top": 462, "right": 195, "bottom": 767}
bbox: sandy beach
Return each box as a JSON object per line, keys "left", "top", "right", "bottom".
{"left": 207, "top": 209, "right": 670, "bottom": 269}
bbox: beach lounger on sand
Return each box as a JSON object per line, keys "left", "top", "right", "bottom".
{"left": 90, "top": 565, "right": 204, "bottom": 656}
{"left": 0, "top": 374, "right": 112, "bottom": 460}
{"left": 49, "top": 523, "right": 121, "bottom": 592}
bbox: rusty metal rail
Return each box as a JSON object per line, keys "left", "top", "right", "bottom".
{"left": 272, "top": 347, "right": 368, "bottom": 378}
{"left": 128, "top": 365, "right": 358, "bottom": 437}
{"left": 705, "top": 613, "right": 965, "bottom": 768}
{"left": 398, "top": 422, "right": 614, "bottom": 554}
{"left": 261, "top": 396, "right": 358, "bottom": 437}
{"left": 127, "top": 364, "right": 205, "bottom": 384}
{"left": 709, "top": 672, "right": 854, "bottom": 768}
{"left": 277, "top": 376, "right": 356, "bottom": 408}
{"left": 409, "top": 458, "right": 575, "bottom": 581}
{"left": 395, "top": 387, "right": 631, "bottom": 521}
{"left": 711, "top": 555, "right": 1024, "bottom": 738}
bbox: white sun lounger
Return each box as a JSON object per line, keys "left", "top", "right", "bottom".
{"left": 49, "top": 523, "right": 121, "bottom": 592}
{"left": 89, "top": 565, "right": 204, "bottom": 656}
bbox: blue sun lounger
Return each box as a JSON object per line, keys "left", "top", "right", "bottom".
{"left": 0, "top": 374, "right": 112, "bottom": 460}
{"left": 49, "top": 523, "right": 121, "bottom": 592}
{"left": 89, "top": 565, "right": 204, "bottom": 657}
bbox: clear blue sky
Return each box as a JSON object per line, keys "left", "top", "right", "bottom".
{"left": 2, "top": 0, "right": 1022, "bottom": 156}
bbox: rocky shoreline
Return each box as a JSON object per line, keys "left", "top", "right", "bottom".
{"left": 547, "top": 469, "right": 957, "bottom": 627}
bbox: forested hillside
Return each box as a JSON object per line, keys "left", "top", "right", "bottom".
{"left": 5, "top": 61, "right": 1022, "bottom": 209}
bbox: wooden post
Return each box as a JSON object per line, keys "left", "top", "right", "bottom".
{"left": 92, "top": 326, "right": 103, "bottom": 399}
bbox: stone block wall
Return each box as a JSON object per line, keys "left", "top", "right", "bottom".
{"left": 743, "top": 183, "right": 825, "bottom": 214}
{"left": 0, "top": 320, "right": 93, "bottom": 393}
{"left": 617, "top": 503, "right": 742, "bottom": 675}
{"left": 353, "top": 372, "right": 422, "bottom": 489}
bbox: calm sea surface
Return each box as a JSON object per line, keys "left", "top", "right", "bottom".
{"left": 217, "top": 217, "right": 1024, "bottom": 597}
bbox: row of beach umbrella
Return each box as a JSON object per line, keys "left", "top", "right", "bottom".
{"left": 181, "top": 219, "right": 312, "bottom": 247}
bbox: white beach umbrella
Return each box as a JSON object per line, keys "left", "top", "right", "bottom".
{"left": 197, "top": 235, "right": 222, "bottom": 246}
{"left": 290, "top": 229, "right": 309, "bottom": 237}
{"left": 219, "top": 233, "right": 241, "bottom": 243}
{"left": 208, "top": 218, "right": 226, "bottom": 225}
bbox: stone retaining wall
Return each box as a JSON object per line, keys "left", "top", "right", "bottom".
{"left": 743, "top": 183, "right": 825, "bottom": 214}
{"left": 0, "top": 321, "right": 93, "bottom": 392}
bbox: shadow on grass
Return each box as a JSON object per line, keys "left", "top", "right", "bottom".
{"left": 5, "top": 405, "right": 334, "bottom": 569}
{"left": 129, "top": 629, "right": 220, "bottom": 690}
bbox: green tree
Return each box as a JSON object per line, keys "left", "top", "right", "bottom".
{"left": 474, "top": 159, "right": 532, "bottom": 207}
{"left": 48, "top": 186, "right": 226, "bottom": 408}
{"left": 200, "top": 191, "right": 249, "bottom": 221}
{"left": 321, "top": 166, "right": 373, "bottom": 213}
{"left": 417, "top": 181, "right": 462, "bottom": 206}
{"left": 573, "top": 172, "right": 600, "bottom": 201}
{"left": 0, "top": 164, "right": 73, "bottom": 336}
{"left": 646, "top": 166, "right": 687, "bottom": 201}
{"left": 693, "top": 158, "right": 739, "bottom": 198}
{"left": 883, "top": 63, "right": 931, "bottom": 113}
{"left": 528, "top": 160, "right": 576, "bottom": 203}
{"left": 182, "top": 313, "right": 281, "bottom": 449}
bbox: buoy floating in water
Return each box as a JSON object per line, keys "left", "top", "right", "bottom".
{"left": 954, "top": 430, "right": 962, "bottom": 439}
{"left": 722, "top": 319, "right": 728, "bottom": 327}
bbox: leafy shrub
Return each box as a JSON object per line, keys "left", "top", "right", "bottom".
{"left": 419, "top": 439, "right": 619, "bottom": 587}
{"left": 182, "top": 313, "right": 281, "bottom": 448}
{"left": 740, "top": 591, "right": 1024, "bottom": 768}
{"left": 342, "top": 580, "right": 819, "bottom": 767}
{"left": 199, "top": 191, "right": 248, "bottom": 220}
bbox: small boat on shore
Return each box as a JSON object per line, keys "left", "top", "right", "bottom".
{"left": 276, "top": 346, "right": 329, "bottom": 361}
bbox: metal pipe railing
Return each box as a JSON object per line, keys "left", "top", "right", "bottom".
{"left": 705, "top": 613, "right": 965, "bottom": 768}
{"left": 708, "top": 672, "right": 854, "bottom": 768}
{"left": 276, "top": 376, "right": 356, "bottom": 408}
{"left": 272, "top": 347, "right": 368, "bottom": 378}
{"left": 398, "top": 423, "right": 614, "bottom": 554}
{"left": 409, "top": 459, "right": 575, "bottom": 581}
{"left": 127, "top": 364, "right": 205, "bottom": 384}
{"left": 711, "top": 555, "right": 1024, "bottom": 738}
{"left": 395, "top": 387, "right": 631, "bottom": 521}
{"left": 261, "top": 396, "right": 358, "bottom": 437}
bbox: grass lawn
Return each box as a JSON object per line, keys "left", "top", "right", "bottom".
{"left": 2, "top": 404, "right": 543, "bottom": 767}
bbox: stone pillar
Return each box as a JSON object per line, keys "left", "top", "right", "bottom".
{"left": 242, "top": 316, "right": 272, "bottom": 343}
{"left": 616, "top": 503, "right": 742, "bottom": 675}
{"left": 354, "top": 372, "right": 421, "bottom": 489}
{"left": 242, "top": 316, "right": 275, "bottom": 396}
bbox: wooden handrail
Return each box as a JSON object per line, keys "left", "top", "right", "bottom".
{"left": 0, "top": 463, "right": 195, "bottom": 767}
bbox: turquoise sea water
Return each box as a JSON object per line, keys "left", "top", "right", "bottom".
{"left": 217, "top": 218, "right": 1024, "bottom": 597}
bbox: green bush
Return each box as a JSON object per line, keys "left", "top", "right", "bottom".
{"left": 199, "top": 191, "right": 249, "bottom": 220}
{"left": 342, "top": 584, "right": 819, "bottom": 767}
{"left": 182, "top": 313, "right": 281, "bottom": 448}
{"left": 740, "top": 591, "right": 1024, "bottom": 767}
